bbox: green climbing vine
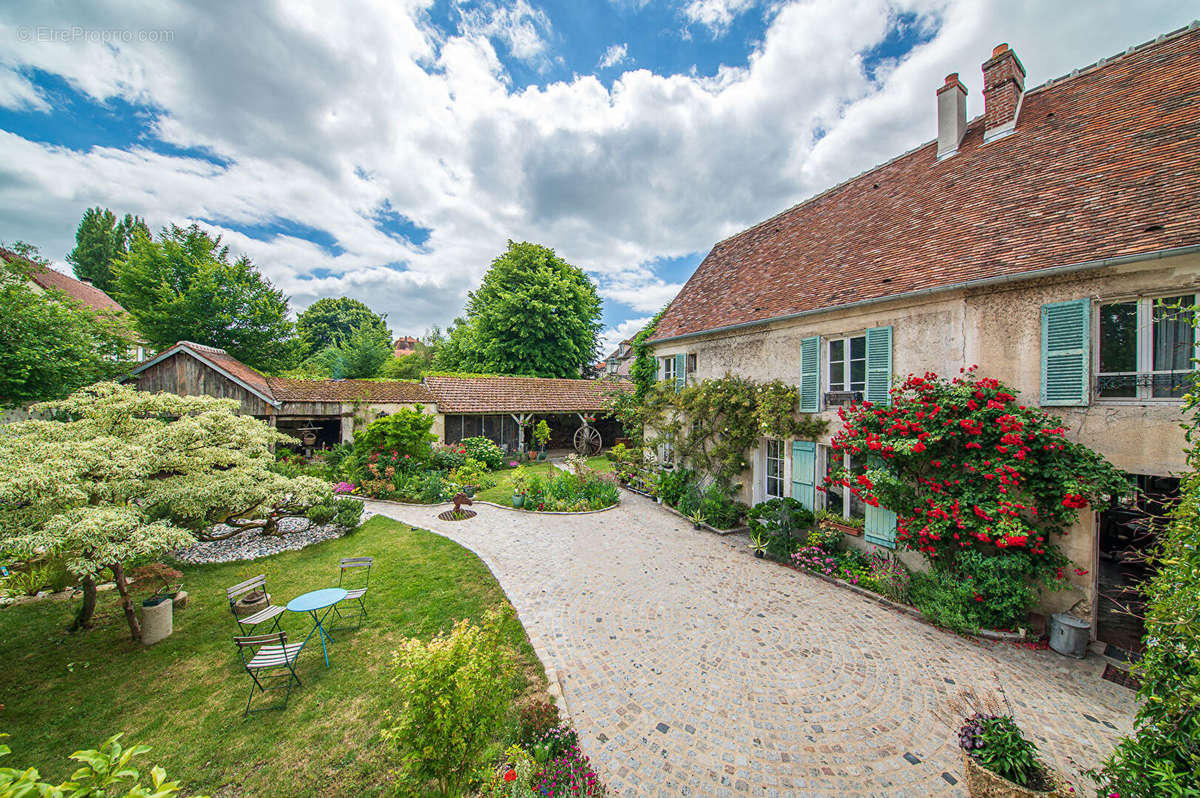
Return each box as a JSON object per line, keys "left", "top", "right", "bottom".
{"left": 607, "top": 372, "right": 828, "bottom": 489}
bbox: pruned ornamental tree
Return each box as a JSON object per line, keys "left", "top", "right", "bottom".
{"left": 0, "top": 383, "right": 333, "bottom": 641}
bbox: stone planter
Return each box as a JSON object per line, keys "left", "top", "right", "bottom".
{"left": 232, "top": 590, "right": 270, "bottom": 618}
{"left": 962, "top": 753, "right": 1072, "bottom": 798}
{"left": 141, "top": 595, "right": 173, "bottom": 646}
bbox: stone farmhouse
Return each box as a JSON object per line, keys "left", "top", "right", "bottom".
{"left": 647, "top": 26, "right": 1200, "bottom": 648}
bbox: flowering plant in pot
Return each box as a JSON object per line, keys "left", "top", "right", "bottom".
{"left": 533, "top": 420, "right": 551, "bottom": 459}
{"left": 942, "top": 689, "right": 1073, "bottom": 797}
{"left": 510, "top": 466, "right": 529, "bottom": 509}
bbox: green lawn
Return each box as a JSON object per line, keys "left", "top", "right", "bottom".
{"left": 0, "top": 516, "right": 546, "bottom": 797}
{"left": 474, "top": 463, "right": 559, "bottom": 506}
{"left": 584, "top": 455, "right": 614, "bottom": 473}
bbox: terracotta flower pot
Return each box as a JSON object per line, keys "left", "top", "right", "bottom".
{"left": 962, "top": 753, "right": 1072, "bottom": 798}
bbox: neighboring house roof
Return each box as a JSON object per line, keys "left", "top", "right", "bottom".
{"left": 651, "top": 25, "right": 1200, "bottom": 342}
{"left": 0, "top": 247, "right": 127, "bottom": 314}
{"left": 393, "top": 335, "right": 419, "bottom": 355}
{"left": 266, "top": 376, "right": 431, "bottom": 403}
{"left": 423, "top": 375, "right": 630, "bottom": 414}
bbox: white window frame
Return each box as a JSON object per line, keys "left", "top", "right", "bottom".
{"left": 817, "top": 444, "right": 865, "bottom": 521}
{"left": 661, "top": 356, "right": 676, "bottom": 383}
{"left": 763, "top": 438, "right": 785, "bottom": 500}
{"left": 827, "top": 334, "right": 867, "bottom": 394}
{"left": 1095, "top": 293, "right": 1198, "bottom": 403}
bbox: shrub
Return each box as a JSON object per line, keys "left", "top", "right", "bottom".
{"left": 384, "top": 605, "right": 516, "bottom": 796}
{"left": 525, "top": 471, "right": 619, "bottom": 512}
{"left": 447, "top": 457, "right": 497, "bottom": 492}
{"left": 460, "top": 437, "right": 505, "bottom": 471}
{"left": 606, "top": 443, "right": 628, "bottom": 462}
{"left": 958, "top": 714, "right": 1054, "bottom": 791}
{"left": 478, "top": 744, "right": 538, "bottom": 798}
{"left": 431, "top": 443, "right": 469, "bottom": 472}
{"left": 517, "top": 700, "right": 560, "bottom": 749}
{"left": 698, "top": 483, "right": 747, "bottom": 530}
{"left": 910, "top": 549, "right": 1037, "bottom": 633}
{"left": 354, "top": 407, "right": 437, "bottom": 462}
{"left": 866, "top": 551, "right": 911, "bottom": 604}
{"left": 0, "top": 732, "right": 208, "bottom": 797}
{"left": 747, "top": 497, "right": 813, "bottom": 536}
{"left": 656, "top": 467, "right": 696, "bottom": 508}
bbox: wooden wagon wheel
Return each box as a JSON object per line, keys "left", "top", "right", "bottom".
{"left": 573, "top": 424, "right": 602, "bottom": 456}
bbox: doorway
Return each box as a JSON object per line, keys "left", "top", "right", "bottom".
{"left": 1096, "top": 474, "right": 1178, "bottom": 657}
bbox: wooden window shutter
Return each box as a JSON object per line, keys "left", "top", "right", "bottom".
{"left": 799, "top": 336, "right": 820, "bottom": 412}
{"left": 790, "top": 440, "right": 817, "bottom": 511}
{"left": 1041, "top": 299, "right": 1090, "bottom": 406}
{"left": 674, "top": 353, "right": 686, "bottom": 392}
{"left": 865, "top": 326, "right": 893, "bottom": 405}
{"left": 863, "top": 454, "right": 897, "bottom": 548}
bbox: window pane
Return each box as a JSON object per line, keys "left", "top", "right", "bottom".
{"left": 824, "top": 447, "right": 844, "bottom": 516}
{"left": 829, "top": 339, "right": 844, "bottom": 363}
{"left": 848, "top": 453, "right": 865, "bottom": 520}
{"left": 850, "top": 360, "right": 865, "bottom": 391}
{"left": 830, "top": 362, "right": 845, "bottom": 390}
{"left": 1098, "top": 302, "right": 1138, "bottom": 398}
{"left": 850, "top": 336, "right": 866, "bottom": 359}
{"left": 1153, "top": 295, "right": 1195, "bottom": 372}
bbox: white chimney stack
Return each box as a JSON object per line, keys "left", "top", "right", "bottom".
{"left": 936, "top": 72, "right": 968, "bottom": 159}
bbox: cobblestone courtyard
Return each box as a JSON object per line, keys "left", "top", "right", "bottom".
{"left": 366, "top": 494, "right": 1136, "bottom": 797}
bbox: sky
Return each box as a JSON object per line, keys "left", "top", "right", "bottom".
{"left": 0, "top": 1, "right": 1195, "bottom": 357}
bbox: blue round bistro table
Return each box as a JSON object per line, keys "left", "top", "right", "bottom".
{"left": 286, "top": 587, "right": 348, "bottom": 667}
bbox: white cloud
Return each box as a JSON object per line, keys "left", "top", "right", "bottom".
{"left": 597, "top": 42, "right": 628, "bottom": 69}
{"left": 600, "top": 315, "right": 652, "bottom": 356}
{"left": 682, "top": 0, "right": 758, "bottom": 36}
{"left": 458, "top": 0, "right": 554, "bottom": 65}
{"left": 0, "top": 0, "right": 1193, "bottom": 348}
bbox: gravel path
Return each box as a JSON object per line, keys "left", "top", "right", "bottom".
{"left": 365, "top": 493, "right": 1135, "bottom": 798}
{"left": 174, "top": 508, "right": 377, "bottom": 564}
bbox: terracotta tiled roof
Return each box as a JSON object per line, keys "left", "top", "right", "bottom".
{"left": 1, "top": 247, "right": 127, "bottom": 314}
{"left": 423, "top": 375, "right": 630, "bottom": 414}
{"left": 266, "top": 377, "right": 431, "bottom": 403}
{"left": 651, "top": 25, "right": 1200, "bottom": 341}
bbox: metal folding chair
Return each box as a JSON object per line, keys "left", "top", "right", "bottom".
{"left": 226, "top": 574, "right": 285, "bottom": 636}
{"left": 332, "top": 557, "right": 372, "bottom": 628}
{"left": 234, "top": 632, "right": 303, "bottom": 715}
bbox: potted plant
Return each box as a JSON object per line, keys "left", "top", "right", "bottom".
{"left": 134, "top": 564, "right": 182, "bottom": 647}
{"left": 689, "top": 508, "right": 706, "bottom": 530}
{"left": 511, "top": 466, "right": 528, "bottom": 509}
{"left": 533, "top": 420, "right": 551, "bottom": 460}
{"left": 749, "top": 530, "right": 768, "bottom": 558}
{"left": 944, "top": 691, "right": 1073, "bottom": 798}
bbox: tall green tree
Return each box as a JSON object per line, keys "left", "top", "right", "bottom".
{"left": 292, "top": 324, "right": 393, "bottom": 379}
{"left": 112, "top": 224, "right": 297, "bottom": 372}
{"left": 66, "top": 207, "right": 150, "bottom": 294}
{"left": 433, "top": 241, "right": 602, "bottom": 378}
{"left": 296, "top": 297, "right": 389, "bottom": 356}
{"left": 0, "top": 243, "right": 135, "bottom": 406}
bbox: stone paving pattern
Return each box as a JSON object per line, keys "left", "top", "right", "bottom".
{"left": 366, "top": 494, "right": 1136, "bottom": 797}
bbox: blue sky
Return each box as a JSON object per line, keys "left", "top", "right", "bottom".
{"left": 0, "top": 1, "right": 1194, "bottom": 355}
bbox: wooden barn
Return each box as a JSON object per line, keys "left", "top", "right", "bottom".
{"left": 126, "top": 341, "right": 628, "bottom": 453}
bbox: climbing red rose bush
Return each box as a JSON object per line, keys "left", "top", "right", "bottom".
{"left": 827, "top": 369, "right": 1125, "bottom": 583}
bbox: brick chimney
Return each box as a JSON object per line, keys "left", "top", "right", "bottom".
{"left": 982, "top": 43, "right": 1025, "bottom": 142}
{"left": 936, "top": 72, "right": 967, "bottom": 159}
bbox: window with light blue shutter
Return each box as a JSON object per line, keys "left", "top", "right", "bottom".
{"left": 862, "top": 454, "right": 897, "bottom": 547}
{"left": 790, "top": 440, "right": 817, "bottom": 511}
{"left": 799, "top": 336, "right": 820, "bottom": 411}
{"left": 865, "top": 326, "right": 893, "bottom": 405}
{"left": 1041, "top": 299, "right": 1090, "bottom": 406}
{"left": 674, "top": 353, "right": 686, "bottom": 392}
{"left": 864, "top": 504, "right": 897, "bottom": 548}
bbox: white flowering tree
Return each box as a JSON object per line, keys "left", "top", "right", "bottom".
{"left": 0, "top": 383, "right": 331, "bottom": 641}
